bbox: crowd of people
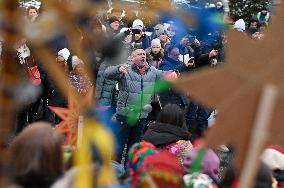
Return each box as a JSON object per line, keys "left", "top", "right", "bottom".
{"left": 1, "top": 1, "right": 283, "bottom": 188}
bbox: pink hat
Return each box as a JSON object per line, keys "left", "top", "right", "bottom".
{"left": 183, "top": 148, "right": 220, "bottom": 182}
{"left": 151, "top": 38, "right": 161, "bottom": 48}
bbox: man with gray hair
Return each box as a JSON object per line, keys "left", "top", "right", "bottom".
{"left": 105, "top": 48, "right": 178, "bottom": 165}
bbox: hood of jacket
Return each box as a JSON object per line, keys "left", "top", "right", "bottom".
{"left": 143, "top": 122, "right": 190, "bottom": 147}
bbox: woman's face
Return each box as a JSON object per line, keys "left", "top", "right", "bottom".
{"left": 75, "top": 64, "right": 85, "bottom": 74}
{"left": 167, "top": 27, "right": 176, "bottom": 38}
{"left": 28, "top": 9, "right": 38, "bottom": 17}
{"left": 56, "top": 55, "right": 66, "bottom": 67}
{"left": 151, "top": 45, "right": 161, "bottom": 54}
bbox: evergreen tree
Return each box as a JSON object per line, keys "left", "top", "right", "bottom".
{"left": 229, "top": 0, "right": 272, "bottom": 23}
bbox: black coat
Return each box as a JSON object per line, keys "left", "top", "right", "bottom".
{"left": 142, "top": 122, "right": 190, "bottom": 147}
{"left": 38, "top": 66, "right": 66, "bottom": 105}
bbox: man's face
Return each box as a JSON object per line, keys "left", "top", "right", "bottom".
{"left": 28, "top": 9, "right": 38, "bottom": 18}
{"left": 180, "top": 37, "right": 190, "bottom": 46}
{"left": 134, "top": 32, "right": 142, "bottom": 41}
{"left": 168, "top": 48, "right": 180, "bottom": 61}
{"left": 250, "top": 22, "right": 258, "bottom": 29}
{"left": 110, "top": 21, "right": 120, "bottom": 31}
{"left": 132, "top": 49, "right": 146, "bottom": 67}
{"left": 166, "top": 27, "right": 175, "bottom": 38}
{"left": 159, "top": 34, "right": 168, "bottom": 43}
{"left": 259, "top": 25, "right": 266, "bottom": 32}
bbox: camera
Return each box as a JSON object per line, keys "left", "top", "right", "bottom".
{"left": 132, "top": 28, "right": 141, "bottom": 34}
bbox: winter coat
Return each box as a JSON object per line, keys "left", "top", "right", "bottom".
{"left": 158, "top": 56, "right": 189, "bottom": 106}
{"left": 159, "top": 56, "right": 187, "bottom": 72}
{"left": 130, "top": 34, "right": 151, "bottom": 51}
{"left": 187, "top": 44, "right": 214, "bottom": 69}
{"left": 143, "top": 122, "right": 192, "bottom": 164}
{"left": 178, "top": 44, "right": 195, "bottom": 58}
{"left": 143, "top": 122, "right": 190, "bottom": 146}
{"left": 96, "top": 60, "right": 118, "bottom": 106}
{"left": 195, "top": 52, "right": 212, "bottom": 68}
{"left": 145, "top": 47, "right": 164, "bottom": 69}
{"left": 38, "top": 65, "right": 66, "bottom": 105}
{"left": 69, "top": 72, "right": 93, "bottom": 95}
{"left": 105, "top": 25, "right": 120, "bottom": 39}
{"left": 114, "top": 32, "right": 151, "bottom": 53}
{"left": 104, "top": 63, "right": 163, "bottom": 119}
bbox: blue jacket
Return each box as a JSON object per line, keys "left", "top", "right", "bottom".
{"left": 159, "top": 56, "right": 187, "bottom": 72}
{"left": 159, "top": 57, "right": 189, "bottom": 106}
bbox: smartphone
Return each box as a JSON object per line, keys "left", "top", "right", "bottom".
{"left": 188, "top": 57, "right": 194, "bottom": 61}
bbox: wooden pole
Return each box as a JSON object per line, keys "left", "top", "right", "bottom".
{"left": 77, "top": 115, "right": 84, "bottom": 148}
{"left": 239, "top": 84, "right": 278, "bottom": 188}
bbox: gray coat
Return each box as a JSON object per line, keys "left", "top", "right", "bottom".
{"left": 95, "top": 60, "right": 118, "bottom": 106}
{"left": 104, "top": 64, "right": 164, "bottom": 119}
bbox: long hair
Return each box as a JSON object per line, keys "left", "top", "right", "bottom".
{"left": 156, "top": 104, "right": 187, "bottom": 130}
{"left": 9, "top": 122, "right": 63, "bottom": 186}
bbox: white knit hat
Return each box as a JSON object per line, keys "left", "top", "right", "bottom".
{"left": 71, "top": 56, "right": 84, "bottom": 70}
{"left": 234, "top": 19, "right": 246, "bottom": 32}
{"left": 132, "top": 19, "right": 144, "bottom": 28}
{"left": 216, "top": 1, "right": 223, "bottom": 8}
{"left": 58, "top": 48, "right": 70, "bottom": 62}
{"left": 261, "top": 147, "right": 284, "bottom": 170}
{"left": 151, "top": 38, "right": 161, "bottom": 48}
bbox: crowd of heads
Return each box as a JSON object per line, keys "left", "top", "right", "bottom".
{"left": 233, "top": 6, "right": 271, "bottom": 40}
{"left": 0, "top": 1, "right": 282, "bottom": 188}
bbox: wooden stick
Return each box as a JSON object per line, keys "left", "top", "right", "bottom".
{"left": 77, "top": 115, "right": 84, "bottom": 148}
{"left": 239, "top": 84, "right": 278, "bottom": 188}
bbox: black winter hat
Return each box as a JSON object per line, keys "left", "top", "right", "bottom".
{"left": 261, "top": 6, "right": 268, "bottom": 11}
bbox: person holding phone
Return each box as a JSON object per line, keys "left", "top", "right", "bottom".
{"left": 159, "top": 45, "right": 194, "bottom": 108}
{"left": 178, "top": 35, "right": 196, "bottom": 67}
{"left": 113, "top": 19, "right": 151, "bottom": 56}
{"left": 129, "top": 19, "right": 151, "bottom": 51}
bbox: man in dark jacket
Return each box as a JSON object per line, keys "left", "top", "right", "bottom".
{"left": 105, "top": 16, "right": 121, "bottom": 38}
{"left": 159, "top": 45, "right": 193, "bottom": 107}
{"left": 160, "top": 45, "right": 216, "bottom": 136}
{"left": 105, "top": 48, "right": 177, "bottom": 165}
